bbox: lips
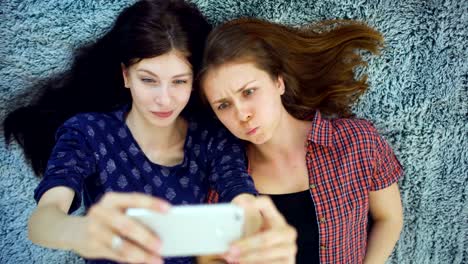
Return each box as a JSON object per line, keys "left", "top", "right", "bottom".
{"left": 151, "top": 111, "right": 174, "bottom": 118}
{"left": 246, "top": 127, "right": 259, "bottom": 135}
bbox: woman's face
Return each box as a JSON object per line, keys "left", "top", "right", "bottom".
{"left": 202, "top": 62, "right": 285, "bottom": 145}
{"left": 122, "top": 51, "right": 193, "bottom": 127}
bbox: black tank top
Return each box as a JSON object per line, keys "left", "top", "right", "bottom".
{"left": 266, "top": 190, "right": 320, "bottom": 264}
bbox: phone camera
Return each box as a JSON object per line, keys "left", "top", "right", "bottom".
{"left": 234, "top": 212, "right": 242, "bottom": 221}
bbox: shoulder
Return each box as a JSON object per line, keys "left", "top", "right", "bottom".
{"left": 329, "top": 117, "right": 382, "bottom": 149}
{"left": 62, "top": 106, "right": 125, "bottom": 130}
{"left": 58, "top": 109, "right": 124, "bottom": 140}
{"left": 329, "top": 117, "right": 400, "bottom": 162}
{"left": 332, "top": 117, "right": 379, "bottom": 138}
{"left": 188, "top": 116, "right": 233, "bottom": 139}
{"left": 187, "top": 116, "right": 242, "bottom": 152}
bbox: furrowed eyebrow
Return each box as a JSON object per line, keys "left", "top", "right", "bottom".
{"left": 211, "top": 80, "right": 256, "bottom": 104}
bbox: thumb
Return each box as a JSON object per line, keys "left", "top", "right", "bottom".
{"left": 254, "top": 196, "right": 287, "bottom": 229}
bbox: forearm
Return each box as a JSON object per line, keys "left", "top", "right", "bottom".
{"left": 364, "top": 218, "right": 403, "bottom": 264}
{"left": 28, "top": 204, "right": 84, "bottom": 251}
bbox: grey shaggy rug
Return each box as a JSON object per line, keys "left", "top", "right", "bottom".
{"left": 0, "top": 0, "right": 466, "bottom": 263}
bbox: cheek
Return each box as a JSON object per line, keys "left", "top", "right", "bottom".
{"left": 217, "top": 113, "right": 242, "bottom": 134}
{"left": 129, "top": 86, "right": 148, "bottom": 103}
{"left": 215, "top": 112, "right": 231, "bottom": 127}
{"left": 174, "top": 87, "right": 192, "bottom": 103}
{"left": 252, "top": 92, "right": 281, "bottom": 126}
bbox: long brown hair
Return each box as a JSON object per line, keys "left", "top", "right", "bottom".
{"left": 3, "top": 0, "right": 211, "bottom": 176}
{"left": 199, "top": 18, "right": 383, "bottom": 119}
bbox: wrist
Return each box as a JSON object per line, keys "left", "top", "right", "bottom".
{"left": 62, "top": 216, "right": 87, "bottom": 252}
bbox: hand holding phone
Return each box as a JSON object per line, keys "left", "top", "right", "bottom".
{"left": 126, "top": 203, "right": 244, "bottom": 257}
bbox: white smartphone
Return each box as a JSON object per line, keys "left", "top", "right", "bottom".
{"left": 126, "top": 203, "right": 244, "bottom": 257}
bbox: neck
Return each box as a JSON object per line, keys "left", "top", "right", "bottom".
{"left": 248, "top": 110, "right": 310, "bottom": 163}
{"left": 126, "top": 106, "right": 186, "bottom": 150}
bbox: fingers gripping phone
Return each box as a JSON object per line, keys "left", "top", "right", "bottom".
{"left": 126, "top": 204, "right": 244, "bottom": 257}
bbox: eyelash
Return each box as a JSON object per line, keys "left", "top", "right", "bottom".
{"left": 173, "top": 80, "right": 188, "bottom": 85}
{"left": 140, "top": 79, "right": 189, "bottom": 85}
{"left": 217, "top": 102, "right": 230, "bottom": 111}
{"left": 141, "top": 78, "right": 156, "bottom": 83}
{"left": 217, "top": 88, "right": 256, "bottom": 111}
{"left": 243, "top": 88, "right": 256, "bottom": 96}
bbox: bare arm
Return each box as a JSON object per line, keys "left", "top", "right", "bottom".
{"left": 28, "top": 186, "right": 81, "bottom": 250}
{"left": 29, "top": 187, "right": 171, "bottom": 263}
{"left": 364, "top": 183, "right": 404, "bottom": 264}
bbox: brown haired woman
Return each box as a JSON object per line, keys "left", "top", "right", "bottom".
{"left": 199, "top": 18, "right": 404, "bottom": 264}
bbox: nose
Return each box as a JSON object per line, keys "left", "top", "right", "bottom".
{"left": 154, "top": 84, "right": 171, "bottom": 106}
{"left": 236, "top": 103, "right": 253, "bottom": 122}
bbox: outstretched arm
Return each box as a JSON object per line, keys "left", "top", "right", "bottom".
{"left": 364, "top": 183, "right": 403, "bottom": 264}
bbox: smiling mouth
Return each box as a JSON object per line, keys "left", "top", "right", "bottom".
{"left": 151, "top": 111, "right": 174, "bottom": 118}
{"left": 246, "top": 127, "right": 259, "bottom": 135}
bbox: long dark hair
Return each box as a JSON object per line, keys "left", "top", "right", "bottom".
{"left": 199, "top": 18, "right": 383, "bottom": 119}
{"left": 3, "top": 0, "right": 211, "bottom": 176}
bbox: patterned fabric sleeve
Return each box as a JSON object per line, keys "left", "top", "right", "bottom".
{"left": 207, "top": 127, "right": 257, "bottom": 202}
{"left": 369, "top": 131, "right": 404, "bottom": 191}
{"left": 34, "top": 117, "right": 96, "bottom": 213}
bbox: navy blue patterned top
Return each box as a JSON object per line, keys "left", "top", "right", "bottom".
{"left": 34, "top": 105, "right": 257, "bottom": 264}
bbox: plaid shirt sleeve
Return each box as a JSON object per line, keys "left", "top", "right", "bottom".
{"left": 369, "top": 131, "right": 404, "bottom": 191}
{"left": 207, "top": 189, "right": 219, "bottom": 203}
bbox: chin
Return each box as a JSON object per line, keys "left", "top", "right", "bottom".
{"left": 148, "top": 116, "right": 178, "bottom": 127}
{"left": 247, "top": 133, "right": 270, "bottom": 145}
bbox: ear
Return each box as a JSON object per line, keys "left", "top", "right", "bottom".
{"left": 121, "top": 63, "right": 130, "bottom": 88}
{"left": 277, "top": 75, "right": 285, "bottom": 95}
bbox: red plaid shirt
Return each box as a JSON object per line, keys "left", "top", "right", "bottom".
{"left": 208, "top": 110, "right": 403, "bottom": 264}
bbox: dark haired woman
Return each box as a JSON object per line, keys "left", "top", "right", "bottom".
{"left": 3, "top": 2, "right": 298, "bottom": 263}
{"left": 200, "top": 18, "right": 404, "bottom": 264}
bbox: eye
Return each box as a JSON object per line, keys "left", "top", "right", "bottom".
{"left": 173, "top": 79, "right": 188, "bottom": 85}
{"left": 141, "top": 78, "right": 156, "bottom": 83}
{"left": 243, "top": 88, "right": 256, "bottom": 96}
{"left": 217, "top": 102, "right": 230, "bottom": 111}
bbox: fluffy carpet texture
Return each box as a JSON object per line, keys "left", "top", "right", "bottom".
{"left": 0, "top": 0, "right": 466, "bottom": 263}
